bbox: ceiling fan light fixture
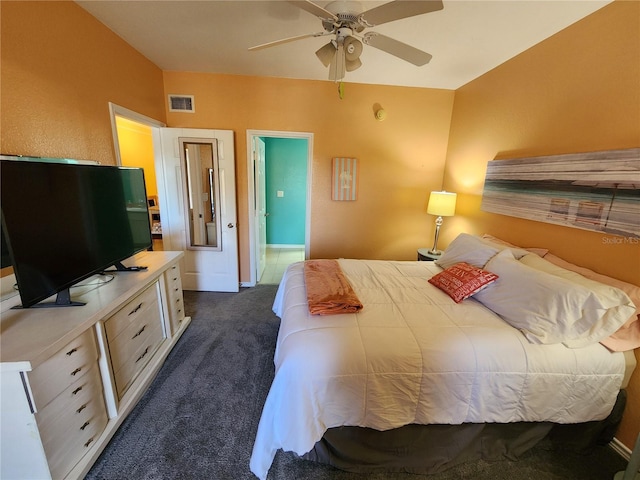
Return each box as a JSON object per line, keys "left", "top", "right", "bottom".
{"left": 335, "top": 26, "right": 353, "bottom": 41}
{"left": 316, "top": 41, "right": 337, "bottom": 67}
{"left": 343, "top": 36, "right": 363, "bottom": 61}
{"left": 346, "top": 57, "right": 362, "bottom": 72}
{"left": 251, "top": 0, "right": 442, "bottom": 81}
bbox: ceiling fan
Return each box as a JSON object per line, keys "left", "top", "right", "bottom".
{"left": 248, "top": 0, "right": 444, "bottom": 82}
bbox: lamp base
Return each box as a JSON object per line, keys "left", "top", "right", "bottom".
{"left": 418, "top": 248, "right": 442, "bottom": 261}
{"left": 430, "top": 217, "right": 444, "bottom": 256}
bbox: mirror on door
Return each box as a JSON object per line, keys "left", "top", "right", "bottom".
{"left": 179, "top": 138, "right": 222, "bottom": 250}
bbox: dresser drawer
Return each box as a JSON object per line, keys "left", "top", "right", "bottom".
{"left": 29, "top": 328, "right": 98, "bottom": 411}
{"left": 108, "top": 308, "right": 163, "bottom": 375}
{"left": 105, "top": 283, "right": 165, "bottom": 398}
{"left": 35, "top": 364, "right": 105, "bottom": 439}
{"left": 37, "top": 364, "right": 107, "bottom": 480}
{"left": 105, "top": 283, "right": 161, "bottom": 341}
{"left": 112, "top": 319, "right": 164, "bottom": 398}
{"left": 41, "top": 398, "right": 108, "bottom": 480}
{"left": 165, "top": 264, "right": 185, "bottom": 333}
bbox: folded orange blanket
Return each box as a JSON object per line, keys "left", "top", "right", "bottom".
{"left": 304, "top": 259, "right": 363, "bottom": 315}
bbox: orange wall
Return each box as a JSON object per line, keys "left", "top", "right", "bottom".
{"left": 443, "top": 0, "right": 640, "bottom": 449}
{"left": 2, "top": 0, "right": 638, "bottom": 452}
{"left": 163, "top": 72, "right": 455, "bottom": 279}
{"left": 0, "top": 1, "right": 165, "bottom": 162}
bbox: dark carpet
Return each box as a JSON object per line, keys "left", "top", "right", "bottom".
{"left": 86, "top": 286, "right": 627, "bottom": 480}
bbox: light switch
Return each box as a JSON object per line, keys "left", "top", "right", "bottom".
{"left": 277, "top": 190, "right": 284, "bottom": 197}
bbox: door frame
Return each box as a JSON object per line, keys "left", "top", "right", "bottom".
{"left": 245, "top": 130, "right": 313, "bottom": 287}
{"left": 108, "top": 103, "right": 166, "bottom": 249}
{"left": 109, "top": 103, "right": 166, "bottom": 161}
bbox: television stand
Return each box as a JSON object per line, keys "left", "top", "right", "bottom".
{"left": 0, "top": 250, "right": 188, "bottom": 480}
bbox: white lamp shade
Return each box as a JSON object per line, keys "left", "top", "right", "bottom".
{"left": 427, "top": 191, "right": 457, "bottom": 217}
{"left": 316, "top": 42, "right": 336, "bottom": 67}
{"left": 344, "top": 36, "right": 363, "bottom": 61}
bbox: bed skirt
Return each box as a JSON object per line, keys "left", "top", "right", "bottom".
{"left": 303, "top": 390, "right": 627, "bottom": 474}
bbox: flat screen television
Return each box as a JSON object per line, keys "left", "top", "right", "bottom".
{"left": 1, "top": 160, "right": 152, "bottom": 308}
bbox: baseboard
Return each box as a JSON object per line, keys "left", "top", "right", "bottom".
{"left": 611, "top": 437, "right": 632, "bottom": 461}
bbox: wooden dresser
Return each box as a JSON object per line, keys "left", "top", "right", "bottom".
{"left": 0, "top": 251, "right": 190, "bottom": 480}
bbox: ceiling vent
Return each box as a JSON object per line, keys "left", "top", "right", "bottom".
{"left": 168, "top": 94, "right": 195, "bottom": 113}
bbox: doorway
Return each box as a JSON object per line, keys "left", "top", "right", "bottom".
{"left": 109, "top": 103, "right": 165, "bottom": 251}
{"left": 246, "top": 130, "right": 313, "bottom": 286}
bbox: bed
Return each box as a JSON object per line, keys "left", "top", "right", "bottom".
{"left": 250, "top": 234, "right": 639, "bottom": 480}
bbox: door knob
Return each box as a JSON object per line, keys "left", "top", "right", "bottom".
{"left": 227, "top": 223, "right": 235, "bottom": 228}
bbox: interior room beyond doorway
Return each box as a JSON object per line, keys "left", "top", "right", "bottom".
{"left": 115, "top": 115, "right": 163, "bottom": 251}
{"left": 258, "top": 246, "right": 305, "bottom": 285}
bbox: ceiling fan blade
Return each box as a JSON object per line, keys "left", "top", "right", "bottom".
{"left": 336, "top": 45, "right": 346, "bottom": 80}
{"left": 248, "top": 31, "right": 328, "bottom": 51}
{"left": 288, "top": 0, "right": 338, "bottom": 21}
{"left": 363, "top": 32, "right": 432, "bottom": 66}
{"left": 359, "top": 0, "right": 443, "bottom": 27}
{"left": 329, "top": 44, "right": 346, "bottom": 82}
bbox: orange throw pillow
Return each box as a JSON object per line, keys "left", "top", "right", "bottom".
{"left": 429, "top": 262, "right": 499, "bottom": 303}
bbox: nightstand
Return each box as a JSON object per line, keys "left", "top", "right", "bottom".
{"left": 417, "top": 248, "right": 441, "bottom": 261}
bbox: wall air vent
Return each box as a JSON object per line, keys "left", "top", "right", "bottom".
{"left": 168, "top": 94, "right": 195, "bottom": 113}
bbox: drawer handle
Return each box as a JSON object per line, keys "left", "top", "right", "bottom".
{"left": 132, "top": 325, "right": 147, "bottom": 339}
{"left": 129, "top": 302, "right": 143, "bottom": 316}
{"left": 136, "top": 346, "right": 150, "bottom": 363}
{"left": 84, "top": 437, "right": 94, "bottom": 448}
{"left": 80, "top": 421, "right": 90, "bottom": 431}
{"left": 66, "top": 348, "right": 78, "bottom": 356}
{"left": 72, "top": 386, "right": 83, "bottom": 395}
{"left": 70, "top": 367, "right": 82, "bottom": 376}
{"left": 77, "top": 404, "right": 87, "bottom": 413}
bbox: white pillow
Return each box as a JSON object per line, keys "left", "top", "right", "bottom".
{"left": 481, "top": 233, "right": 549, "bottom": 258}
{"left": 519, "top": 253, "right": 634, "bottom": 309}
{"left": 519, "top": 253, "right": 639, "bottom": 350}
{"left": 436, "top": 233, "right": 500, "bottom": 269}
{"left": 474, "top": 250, "right": 636, "bottom": 348}
{"left": 436, "top": 233, "right": 528, "bottom": 269}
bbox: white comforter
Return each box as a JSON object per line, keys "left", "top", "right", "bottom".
{"left": 250, "top": 259, "right": 625, "bottom": 480}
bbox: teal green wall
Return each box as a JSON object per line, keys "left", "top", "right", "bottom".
{"left": 264, "top": 137, "right": 307, "bottom": 245}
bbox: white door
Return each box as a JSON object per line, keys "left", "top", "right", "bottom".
{"left": 254, "top": 137, "right": 267, "bottom": 282}
{"left": 153, "top": 128, "right": 239, "bottom": 292}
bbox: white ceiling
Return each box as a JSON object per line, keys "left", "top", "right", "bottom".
{"left": 76, "top": 0, "right": 612, "bottom": 90}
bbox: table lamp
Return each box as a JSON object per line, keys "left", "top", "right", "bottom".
{"left": 427, "top": 191, "right": 457, "bottom": 255}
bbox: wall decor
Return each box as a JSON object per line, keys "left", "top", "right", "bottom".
{"left": 481, "top": 148, "right": 640, "bottom": 238}
{"left": 332, "top": 157, "right": 358, "bottom": 201}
